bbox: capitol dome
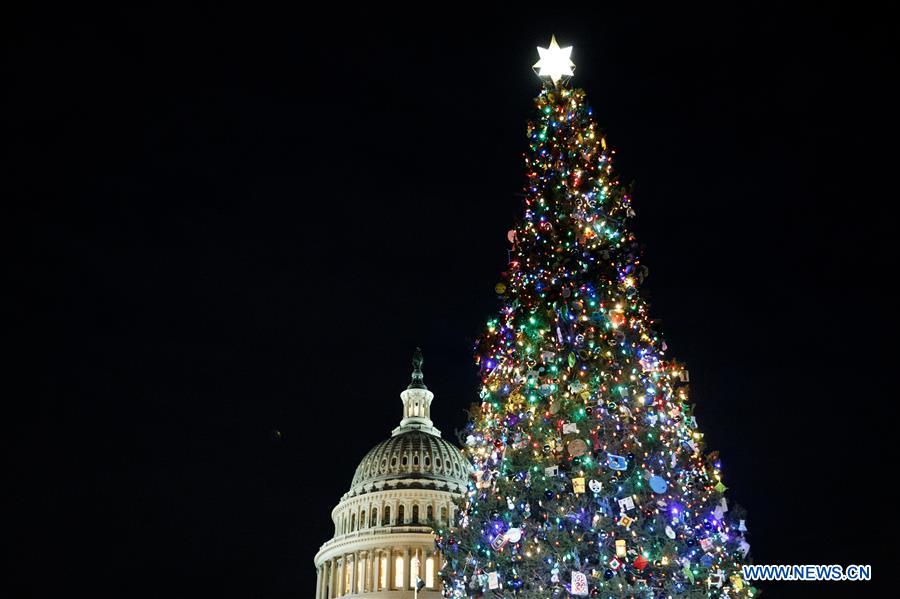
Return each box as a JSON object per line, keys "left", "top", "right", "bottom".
{"left": 348, "top": 431, "right": 468, "bottom": 498}
{"left": 313, "top": 350, "right": 469, "bottom": 599}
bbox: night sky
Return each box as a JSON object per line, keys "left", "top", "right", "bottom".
{"left": 9, "top": 4, "right": 896, "bottom": 598}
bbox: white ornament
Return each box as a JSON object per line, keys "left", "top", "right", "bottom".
{"left": 707, "top": 570, "right": 724, "bottom": 589}
{"left": 505, "top": 527, "right": 523, "bottom": 543}
{"left": 571, "top": 571, "right": 589, "bottom": 596}
{"left": 487, "top": 571, "right": 499, "bottom": 590}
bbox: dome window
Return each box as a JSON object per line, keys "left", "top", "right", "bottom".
{"left": 413, "top": 455, "right": 419, "bottom": 467}
{"left": 424, "top": 456, "right": 431, "bottom": 467}
{"left": 371, "top": 507, "right": 378, "bottom": 527}
{"left": 398, "top": 504, "right": 405, "bottom": 524}
{"left": 402, "top": 455, "right": 409, "bottom": 466}
{"left": 391, "top": 456, "right": 397, "bottom": 468}
{"left": 412, "top": 504, "right": 419, "bottom": 524}
{"left": 435, "top": 457, "right": 442, "bottom": 468}
{"left": 383, "top": 505, "right": 391, "bottom": 525}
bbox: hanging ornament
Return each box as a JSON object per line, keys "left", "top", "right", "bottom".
{"left": 617, "top": 496, "right": 635, "bottom": 512}
{"left": 649, "top": 475, "right": 668, "bottom": 494}
{"left": 607, "top": 453, "right": 628, "bottom": 471}
{"left": 505, "top": 527, "right": 523, "bottom": 543}
{"left": 714, "top": 503, "right": 725, "bottom": 520}
{"left": 495, "top": 282, "right": 507, "bottom": 295}
{"left": 588, "top": 479, "right": 602, "bottom": 493}
{"left": 682, "top": 559, "right": 695, "bottom": 583}
{"left": 487, "top": 571, "right": 500, "bottom": 590}
{"left": 570, "top": 571, "right": 589, "bottom": 596}
{"left": 572, "top": 477, "right": 586, "bottom": 494}
{"left": 567, "top": 438, "right": 588, "bottom": 457}
{"left": 550, "top": 565, "right": 560, "bottom": 583}
{"left": 633, "top": 555, "right": 649, "bottom": 571}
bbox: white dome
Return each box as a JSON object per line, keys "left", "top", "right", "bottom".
{"left": 313, "top": 350, "right": 467, "bottom": 599}
{"left": 348, "top": 430, "right": 468, "bottom": 498}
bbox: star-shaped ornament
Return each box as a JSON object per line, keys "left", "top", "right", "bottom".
{"left": 533, "top": 35, "right": 575, "bottom": 84}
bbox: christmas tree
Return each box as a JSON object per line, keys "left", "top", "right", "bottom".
{"left": 437, "top": 38, "right": 754, "bottom": 598}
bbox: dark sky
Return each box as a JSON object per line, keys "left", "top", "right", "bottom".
{"left": 8, "top": 4, "right": 896, "bottom": 598}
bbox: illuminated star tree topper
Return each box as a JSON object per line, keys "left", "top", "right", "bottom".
{"left": 532, "top": 35, "right": 575, "bottom": 85}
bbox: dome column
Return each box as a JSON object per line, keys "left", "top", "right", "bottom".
{"left": 315, "top": 566, "right": 322, "bottom": 599}
{"left": 403, "top": 547, "right": 411, "bottom": 590}
{"left": 325, "top": 558, "right": 335, "bottom": 599}
{"left": 373, "top": 549, "right": 381, "bottom": 592}
{"left": 350, "top": 551, "right": 358, "bottom": 594}
{"left": 386, "top": 548, "right": 394, "bottom": 590}
{"left": 362, "top": 550, "right": 369, "bottom": 593}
